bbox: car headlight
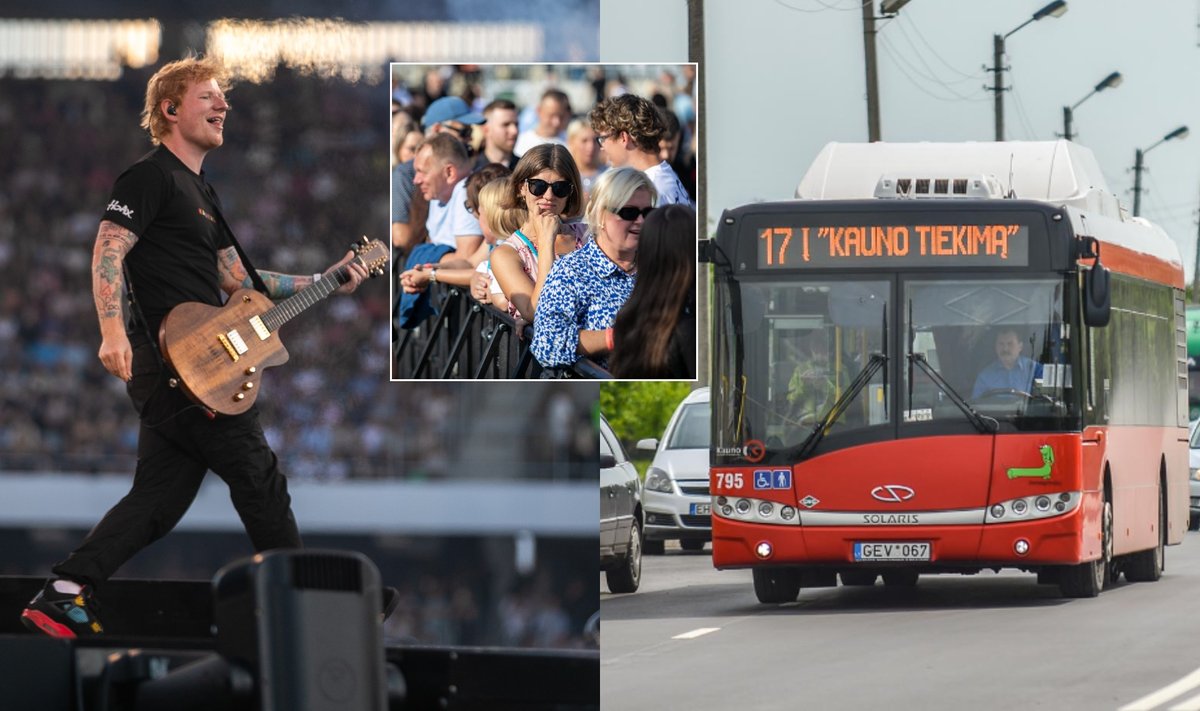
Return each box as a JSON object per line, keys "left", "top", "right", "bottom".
{"left": 644, "top": 467, "right": 675, "bottom": 493}
{"left": 1191, "top": 468, "right": 1200, "bottom": 482}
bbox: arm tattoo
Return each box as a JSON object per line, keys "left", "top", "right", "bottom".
{"left": 92, "top": 221, "right": 138, "bottom": 321}
{"left": 216, "top": 248, "right": 308, "bottom": 299}
{"left": 258, "top": 271, "right": 303, "bottom": 299}
{"left": 217, "top": 246, "right": 250, "bottom": 294}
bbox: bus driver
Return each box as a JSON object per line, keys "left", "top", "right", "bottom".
{"left": 972, "top": 326, "right": 1043, "bottom": 398}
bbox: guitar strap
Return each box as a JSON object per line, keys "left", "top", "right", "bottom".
{"left": 203, "top": 181, "right": 269, "bottom": 296}
{"left": 122, "top": 262, "right": 164, "bottom": 364}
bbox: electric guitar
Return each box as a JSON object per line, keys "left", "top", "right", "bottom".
{"left": 159, "top": 237, "right": 388, "bottom": 416}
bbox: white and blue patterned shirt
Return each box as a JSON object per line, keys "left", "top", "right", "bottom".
{"left": 531, "top": 240, "right": 637, "bottom": 368}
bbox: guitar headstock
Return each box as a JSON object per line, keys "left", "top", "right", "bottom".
{"left": 353, "top": 236, "right": 389, "bottom": 278}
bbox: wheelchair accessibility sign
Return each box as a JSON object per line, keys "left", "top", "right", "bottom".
{"left": 754, "top": 469, "right": 792, "bottom": 490}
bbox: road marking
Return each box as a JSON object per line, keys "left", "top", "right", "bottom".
{"left": 1119, "top": 667, "right": 1200, "bottom": 710}
{"left": 673, "top": 627, "right": 719, "bottom": 640}
{"left": 1171, "top": 691, "right": 1200, "bottom": 711}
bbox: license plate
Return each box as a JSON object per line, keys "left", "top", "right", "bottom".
{"left": 853, "top": 541, "right": 930, "bottom": 562}
{"left": 691, "top": 503, "right": 711, "bottom": 515}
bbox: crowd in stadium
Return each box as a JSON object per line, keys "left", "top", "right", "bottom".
{"left": 0, "top": 68, "right": 595, "bottom": 478}
{"left": 390, "top": 64, "right": 698, "bottom": 379}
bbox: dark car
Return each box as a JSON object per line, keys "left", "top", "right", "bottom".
{"left": 600, "top": 415, "right": 643, "bottom": 593}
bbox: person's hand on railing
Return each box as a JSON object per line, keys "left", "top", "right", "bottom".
{"left": 514, "top": 315, "right": 531, "bottom": 339}
{"left": 399, "top": 263, "right": 436, "bottom": 294}
{"left": 469, "top": 270, "right": 492, "bottom": 303}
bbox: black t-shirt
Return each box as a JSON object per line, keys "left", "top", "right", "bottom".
{"left": 102, "top": 145, "right": 232, "bottom": 336}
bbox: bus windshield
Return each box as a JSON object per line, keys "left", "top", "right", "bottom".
{"left": 903, "top": 277, "right": 1076, "bottom": 429}
{"left": 713, "top": 274, "right": 1080, "bottom": 464}
{"left": 713, "top": 278, "right": 890, "bottom": 460}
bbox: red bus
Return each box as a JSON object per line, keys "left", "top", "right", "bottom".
{"left": 704, "top": 141, "right": 1190, "bottom": 600}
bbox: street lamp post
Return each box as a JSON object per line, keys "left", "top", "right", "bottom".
{"left": 1063, "top": 71, "right": 1122, "bottom": 142}
{"left": 991, "top": 0, "right": 1068, "bottom": 141}
{"left": 1132, "top": 125, "right": 1189, "bottom": 217}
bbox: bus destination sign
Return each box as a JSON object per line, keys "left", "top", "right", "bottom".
{"left": 754, "top": 222, "right": 1030, "bottom": 269}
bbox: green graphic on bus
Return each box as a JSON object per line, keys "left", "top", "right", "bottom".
{"left": 1006, "top": 445, "right": 1054, "bottom": 480}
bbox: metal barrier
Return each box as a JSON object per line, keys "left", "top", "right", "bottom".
{"left": 393, "top": 284, "right": 611, "bottom": 379}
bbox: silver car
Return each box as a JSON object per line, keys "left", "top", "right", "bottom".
{"left": 637, "top": 387, "right": 711, "bottom": 554}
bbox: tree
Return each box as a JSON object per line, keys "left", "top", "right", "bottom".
{"left": 600, "top": 382, "right": 694, "bottom": 450}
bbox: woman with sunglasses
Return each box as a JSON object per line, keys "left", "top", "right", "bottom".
{"left": 530, "top": 166, "right": 658, "bottom": 373}
{"left": 489, "top": 143, "right": 587, "bottom": 323}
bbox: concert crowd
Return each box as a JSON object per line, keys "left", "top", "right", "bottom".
{"left": 390, "top": 64, "right": 698, "bottom": 379}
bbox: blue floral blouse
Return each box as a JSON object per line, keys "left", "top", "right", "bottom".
{"left": 530, "top": 240, "right": 636, "bottom": 368}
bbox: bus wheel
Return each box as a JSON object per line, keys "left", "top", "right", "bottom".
{"left": 840, "top": 570, "right": 878, "bottom": 586}
{"left": 643, "top": 539, "right": 665, "bottom": 556}
{"left": 1125, "top": 485, "right": 1165, "bottom": 582}
{"left": 881, "top": 570, "right": 919, "bottom": 587}
{"left": 752, "top": 567, "right": 801, "bottom": 603}
{"left": 1060, "top": 496, "right": 1113, "bottom": 598}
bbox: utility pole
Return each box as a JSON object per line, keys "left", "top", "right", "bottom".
{"left": 992, "top": 33, "right": 1005, "bottom": 141}
{"left": 1133, "top": 148, "right": 1145, "bottom": 217}
{"left": 862, "top": 1, "right": 881, "bottom": 142}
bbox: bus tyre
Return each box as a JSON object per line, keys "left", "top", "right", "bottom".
{"left": 752, "top": 567, "right": 801, "bottom": 603}
{"left": 606, "top": 519, "right": 642, "bottom": 593}
{"left": 1125, "top": 486, "right": 1165, "bottom": 583}
{"left": 643, "top": 539, "right": 665, "bottom": 556}
{"left": 1060, "top": 497, "right": 1113, "bottom": 598}
{"left": 881, "top": 570, "right": 919, "bottom": 587}
{"left": 680, "top": 539, "right": 706, "bottom": 552}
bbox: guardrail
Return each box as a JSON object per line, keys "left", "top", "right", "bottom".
{"left": 392, "top": 284, "right": 611, "bottom": 380}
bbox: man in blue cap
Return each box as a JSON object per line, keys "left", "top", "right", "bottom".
{"left": 391, "top": 96, "right": 484, "bottom": 257}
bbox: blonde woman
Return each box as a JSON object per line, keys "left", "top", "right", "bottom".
{"left": 530, "top": 166, "right": 657, "bottom": 371}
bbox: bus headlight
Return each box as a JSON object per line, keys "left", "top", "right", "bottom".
{"left": 713, "top": 496, "right": 801, "bottom": 526}
{"left": 986, "top": 491, "right": 1080, "bottom": 523}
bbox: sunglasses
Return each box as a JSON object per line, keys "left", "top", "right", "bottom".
{"left": 526, "top": 178, "right": 573, "bottom": 199}
{"left": 612, "top": 205, "right": 654, "bottom": 221}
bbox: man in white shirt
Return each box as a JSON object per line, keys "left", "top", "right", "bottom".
{"left": 514, "top": 89, "right": 571, "bottom": 157}
{"left": 413, "top": 133, "right": 481, "bottom": 263}
{"left": 590, "top": 93, "right": 694, "bottom": 208}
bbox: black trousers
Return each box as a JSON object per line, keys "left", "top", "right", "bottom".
{"left": 53, "top": 342, "right": 301, "bottom": 589}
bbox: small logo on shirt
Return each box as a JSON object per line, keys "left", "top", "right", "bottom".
{"left": 106, "top": 200, "right": 134, "bottom": 219}
{"left": 197, "top": 208, "right": 216, "bottom": 224}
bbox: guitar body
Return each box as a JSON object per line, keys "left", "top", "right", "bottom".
{"left": 159, "top": 289, "right": 290, "bottom": 416}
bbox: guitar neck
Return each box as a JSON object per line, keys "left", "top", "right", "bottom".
{"left": 258, "top": 263, "right": 353, "bottom": 333}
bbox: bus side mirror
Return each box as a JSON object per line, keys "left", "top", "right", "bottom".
{"left": 699, "top": 239, "right": 714, "bottom": 264}
{"left": 1083, "top": 265, "right": 1111, "bottom": 327}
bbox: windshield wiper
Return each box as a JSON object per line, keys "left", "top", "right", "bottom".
{"left": 907, "top": 352, "right": 998, "bottom": 434}
{"left": 793, "top": 352, "right": 888, "bottom": 460}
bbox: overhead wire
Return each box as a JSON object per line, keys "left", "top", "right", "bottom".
{"left": 772, "top": 0, "right": 869, "bottom": 13}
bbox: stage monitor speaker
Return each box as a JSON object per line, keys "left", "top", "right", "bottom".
{"left": 213, "top": 549, "right": 386, "bottom": 711}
